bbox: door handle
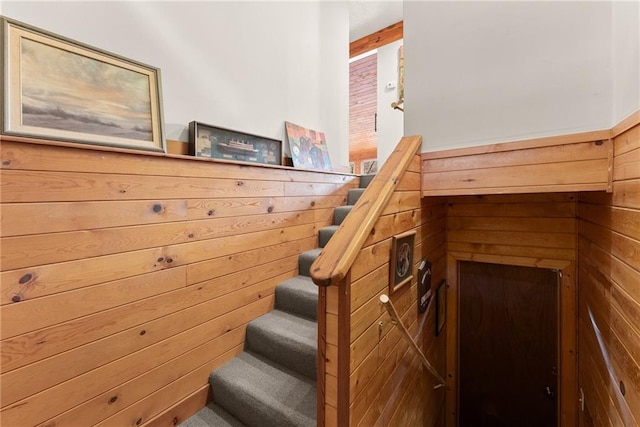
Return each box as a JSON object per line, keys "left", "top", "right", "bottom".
{"left": 545, "top": 386, "right": 556, "bottom": 399}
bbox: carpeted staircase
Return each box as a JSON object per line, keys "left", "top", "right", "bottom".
{"left": 180, "top": 174, "right": 375, "bottom": 427}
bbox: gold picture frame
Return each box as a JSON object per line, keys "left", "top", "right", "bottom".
{"left": 389, "top": 230, "right": 416, "bottom": 294}
{"left": 1, "top": 17, "right": 165, "bottom": 152}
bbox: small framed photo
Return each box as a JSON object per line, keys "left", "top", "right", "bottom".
{"left": 389, "top": 230, "right": 416, "bottom": 294}
{"left": 435, "top": 279, "right": 447, "bottom": 336}
{"left": 189, "top": 121, "right": 282, "bottom": 166}
{"left": 2, "top": 17, "right": 165, "bottom": 152}
{"left": 361, "top": 159, "right": 378, "bottom": 174}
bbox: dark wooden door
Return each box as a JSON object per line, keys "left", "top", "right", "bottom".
{"left": 459, "top": 261, "right": 558, "bottom": 427}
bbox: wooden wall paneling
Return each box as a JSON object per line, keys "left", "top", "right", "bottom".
{"left": 186, "top": 237, "right": 316, "bottom": 285}
{"left": 2, "top": 256, "right": 295, "bottom": 372}
{"left": 445, "top": 252, "right": 459, "bottom": 427}
{"left": 0, "top": 138, "right": 358, "bottom": 185}
{"left": 317, "top": 283, "right": 328, "bottom": 427}
{"left": 0, "top": 169, "right": 287, "bottom": 203}
{"left": 1, "top": 273, "right": 287, "bottom": 406}
{"left": 344, "top": 168, "right": 444, "bottom": 426}
{"left": 2, "top": 296, "right": 273, "bottom": 426}
{"left": 579, "top": 272, "right": 639, "bottom": 425}
{"left": 0, "top": 138, "right": 357, "bottom": 425}
{"left": 94, "top": 345, "right": 244, "bottom": 427}
{"left": 337, "top": 275, "right": 352, "bottom": 427}
{"left": 1, "top": 224, "right": 313, "bottom": 305}
{"left": 422, "top": 133, "right": 612, "bottom": 196}
{"left": 0, "top": 196, "right": 341, "bottom": 238}
{"left": 0, "top": 267, "right": 187, "bottom": 339}
{"left": 577, "top": 116, "right": 640, "bottom": 426}
{"left": 67, "top": 340, "right": 243, "bottom": 427}
{"left": 142, "top": 385, "right": 209, "bottom": 427}
{"left": 560, "top": 262, "right": 578, "bottom": 426}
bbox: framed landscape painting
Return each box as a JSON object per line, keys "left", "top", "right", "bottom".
{"left": 1, "top": 17, "right": 165, "bottom": 152}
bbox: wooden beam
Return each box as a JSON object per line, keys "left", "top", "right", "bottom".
{"left": 350, "top": 21, "right": 403, "bottom": 58}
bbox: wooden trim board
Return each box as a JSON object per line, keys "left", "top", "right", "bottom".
{"left": 350, "top": 21, "right": 403, "bottom": 58}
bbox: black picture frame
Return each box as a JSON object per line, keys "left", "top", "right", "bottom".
{"left": 418, "top": 259, "right": 432, "bottom": 313}
{"left": 189, "top": 121, "right": 282, "bottom": 165}
{"left": 435, "top": 279, "right": 447, "bottom": 336}
{"left": 389, "top": 230, "right": 416, "bottom": 294}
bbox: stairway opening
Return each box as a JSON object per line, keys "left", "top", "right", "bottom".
{"left": 180, "top": 175, "right": 375, "bottom": 427}
{"left": 458, "top": 261, "right": 560, "bottom": 427}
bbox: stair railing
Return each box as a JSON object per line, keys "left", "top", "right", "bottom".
{"left": 310, "top": 135, "right": 422, "bottom": 287}
{"left": 380, "top": 294, "right": 446, "bottom": 389}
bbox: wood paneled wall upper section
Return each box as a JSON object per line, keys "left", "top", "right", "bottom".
{"left": 577, "top": 113, "right": 640, "bottom": 426}
{"left": 0, "top": 137, "right": 357, "bottom": 427}
{"left": 421, "top": 130, "right": 613, "bottom": 196}
{"left": 322, "top": 152, "right": 447, "bottom": 426}
{"left": 447, "top": 193, "right": 577, "bottom": 265}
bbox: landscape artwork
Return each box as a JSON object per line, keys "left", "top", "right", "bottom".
{"left": 3, "top": 18, "right": 164, "bottom": 152}
{"left": 21, "top": 39, "right": 152, "bottom": 141}
{"left": 285, "top": 121, "right": 332, "bottom": 171}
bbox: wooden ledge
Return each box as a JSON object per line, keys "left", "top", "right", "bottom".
{"left": 421, "top": 131, "right": 613, "bottom": 196}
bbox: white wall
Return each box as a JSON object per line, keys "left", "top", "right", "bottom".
{"left": 2, "top": 1, "right": 350, "bottom": 168}
{"left": 376, "top": 39, "right": 404, "bottom": 166}
{"left": 404, "top": 1, "right": 613, "bottom": 152}
{"left": 613, "top": 0, "right": 640, "bottom": 123}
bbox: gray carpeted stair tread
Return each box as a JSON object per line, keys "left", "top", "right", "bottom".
{"left": 246, "top": 309, "right": 317, "bottom": 378}
{"left": 347, "top": 188, "right": 366, "bottom": 205}
{"left": 298, "top": 248, "right": 322, "bottom": 277}
{"left": 210, "top": 351, "right": 316, "bottom": 427}
{"left": 318, "top": 225, "right": 339, "bottom": 248}
{"left": 333, "top": 205, "right": 353, "bottom": 225}
{"left": 275, "top": 276, "right": 318, "bottom": 320}
{"left": 179, "top": 403, "right": 245, "bottom": 427}
{"left": 360, "top": 174, "right": 376, "bottom": 188}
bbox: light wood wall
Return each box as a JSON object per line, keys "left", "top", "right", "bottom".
{"left": 577, "top": 113, "right": 640, "bottom": 426}
{"left": 323, "top": 153, "right": 447, "bottom": 426}
{"left": 0, "top": 137, "right": 357, "bottom": 426}
{"left": 422, "top": 131, "right": 612, "bottom": 197}
{"left": 445, "top": 192, "right": 578, "bottom": 426}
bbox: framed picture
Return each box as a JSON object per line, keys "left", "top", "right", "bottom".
{"left": 435, "top": 279, "right": 447, "bottom": 336}
{"left": 361, "top": 159, "right": 378, "bottom": 174}
{"left": 389, "top": 230, "right": 416, "bottom": 294}
{"left": 285, "top": 121, "right": 332, "bottom": 171}
{"left": 418, "top": 259, "right": 432, "bottom": 313}
{"left": 189, "top": 121, "right": 282, "bottom": 166}
{"left": 1, "top": 17, "right": 165, "bottom": 152}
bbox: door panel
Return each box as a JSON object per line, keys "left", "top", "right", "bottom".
{"left": 459, "top": 261, "right": 558, "bottom": 427}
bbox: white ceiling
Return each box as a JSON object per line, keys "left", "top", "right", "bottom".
{"left": 349, "top": 0, "right": 403, "bottom": 42}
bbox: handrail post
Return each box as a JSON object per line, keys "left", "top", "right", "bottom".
{"left": 380, "top": 294, "right": 446, "bottom": 389}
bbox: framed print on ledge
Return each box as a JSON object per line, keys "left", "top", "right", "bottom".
{"left": 189, "top": 121, "right": 282, "bottom": 165}
{"left": 1, "top": 17, "right": 165, "bottom": 152}
{"left": 389, "top": 230, "right": 416, "bottom": 294}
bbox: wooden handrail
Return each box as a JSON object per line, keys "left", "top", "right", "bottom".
{"left": 380, "top": 294, "right": 446, "bottom": 388}
{"left": 310, "top": 135, "right": 422, "bottom": 287}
